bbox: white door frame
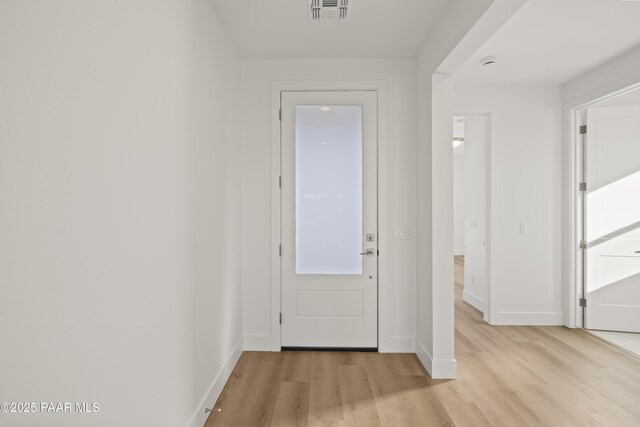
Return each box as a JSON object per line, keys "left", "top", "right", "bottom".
{"left": 567, "top": 81, "right": 640, "bottom": 329}
{"left": 453, "top": 110, "right": 493, "bottom": 324}
{"left": 269, "top": 80, "right": 389, "bottom": 351}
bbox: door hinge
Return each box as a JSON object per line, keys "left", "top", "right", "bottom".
{"left": 579, "top": 298, "right": 587, "bottom": 308}
{"left": 579, "top": 182, "right": 587, "bottom": 192}
{"left": 279, "top": 313, "right": 282, "bottom": 324}
{"left": 279, "top": 176, "right": 282, "bottom": 188}
{"left": 279, "top": 244, "right": 282, "bottom": 256}
{"left": 579, "top": 240, "right": 587, "bottom": 250}
{"left": 279, "top": 109, "right": 282, "bottom": 121}
{"left": 579, "top": 125, "right": 587, "bottom": 135}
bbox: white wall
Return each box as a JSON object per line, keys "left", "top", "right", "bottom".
{"left": 454, "top": 84, "right": 563, "bottom": 325}
{"left": 0, "top": 2, "right": 242, "bottom": 426}
{"left": 415, "top": 0, "right": 521, "bottom": 379}
{"left": 561, "top": 45, "right": 640, "bottom": 327}
{"left": 462, "top": 116, "right": 488, "bottom": 314}
{"left": 241, "top": 59, "right": 418, "bottom": 352}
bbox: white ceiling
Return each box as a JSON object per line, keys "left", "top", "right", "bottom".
{"left": 212, "top": 0, "right": 448, "bottom": 59}
{"left": 454, "top": 0, "right": 640, "bottom": 85}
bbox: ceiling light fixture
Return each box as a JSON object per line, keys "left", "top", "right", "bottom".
{"left": 480, "top": 56, "right": 498, "bottom": 67}
{"left": 320, "top": 106, "right": 331, "bottom": 112}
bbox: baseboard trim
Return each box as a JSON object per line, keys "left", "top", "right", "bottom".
{"left": 243, "top": 333, "right": 275, "bottom": 351}
{"left": 185, "top": 337, "right": 243, "bottom": 427}
{"left": 415, "top": 338, "right": 457, "bottom": 379}
{"left": 379, "top": 335, "right": 415, "bottom": 353}
{"left": 415, "top": 338, "right": 432, "bottom": 375}
{"left": 493, "top": 311, "right": 563, "bottom": 326}
{"left": 462, "top": 290, "right": 484, "bottom": 313}
{"left": 431, "top": 357, "right": 457, "bottom": 379}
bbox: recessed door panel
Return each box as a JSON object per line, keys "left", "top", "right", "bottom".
{"left": 584, "top": 104, "right": 640, "bottom": 333}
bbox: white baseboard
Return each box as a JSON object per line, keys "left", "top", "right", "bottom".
{"left": 462, "top": 290, "right": 485, "bottom": 313}
{"left": 185, "top": 337, "right": 243, "bottom": 427}
{"left": 492, "top": 311, "right": 563, "bottom": 326}
{"left": 415, "top": 338, "right": 432, "bottom": 374}
{"left": 379, "top": 335, "right": 415, "bottom": 353}
{"left": 415, "top": 338, "right": 457, "bottom": 379}
{"left": 243, "top": 333, "right": 276, "bottom": 351}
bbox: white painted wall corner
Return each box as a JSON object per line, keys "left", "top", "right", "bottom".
{"left": 185, "top": 338, "right": 243, "bottom": 427}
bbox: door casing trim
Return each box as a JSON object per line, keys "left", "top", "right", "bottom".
{"left": 270, "top": 80, "right": 389, "bottom": 351}
{"left": 566, "top": 81, "right": 640, "bottom": 329}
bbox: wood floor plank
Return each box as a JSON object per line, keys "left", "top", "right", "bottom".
{"left": 383, "top": 353, "right": 425, "bottom": 376}
{"left": 271, "top": 381, "right": 310, "bottom": 427}
{"left": 206, "top": 256, "right": 640, "bottom": 426}
{"left": 308, "top": 353, "right": 345, "bottom": 424}
{"left": 440, "top": 401, "right": 492, "bottom": 427}
{"left": 280, "top": 351, "right": 313, "bottom": 382}
{"left": 205, "top": 352, "right": 282, "bottom": 426}
{"left": 382, "top": 375, "right": 455, "bottom": 427}
{"left": 338, "top": 365, "right": 382, "bottom": 427}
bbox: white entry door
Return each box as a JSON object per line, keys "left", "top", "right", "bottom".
{"left": 584, "top": 104, "right": 640, "bottom": 333}
{"left": 281, "top": 90, "right": 378, "bottom": 348}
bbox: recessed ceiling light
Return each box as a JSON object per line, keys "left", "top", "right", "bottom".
{"left": 320, "top": 106, "right": 331, "bottom": 112}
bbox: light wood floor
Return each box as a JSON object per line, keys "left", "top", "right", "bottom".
{"left": 206, "top": 256, "right": 640, "bottom": 426}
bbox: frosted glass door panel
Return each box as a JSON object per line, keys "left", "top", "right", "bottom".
{"left": 295, "top": 105, "right": 363, "bottom": 275}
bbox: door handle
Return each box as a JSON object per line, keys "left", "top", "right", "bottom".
{"left": 360, "top": 249, "right": 376, "bottom": 256}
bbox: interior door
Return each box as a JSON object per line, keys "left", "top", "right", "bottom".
{"left": 281, "top": 90, "right": 377, "bottom": 348}
{"left": 584, "top": 103, "right": 640, "bottom": 333}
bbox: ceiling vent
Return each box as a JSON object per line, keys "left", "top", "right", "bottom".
{"left": 309, "top": 0, "right": 350, "bottom": 23}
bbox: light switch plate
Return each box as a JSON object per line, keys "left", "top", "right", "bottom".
{"left": 392, "top": 227, "right": 411, "bottom": 240}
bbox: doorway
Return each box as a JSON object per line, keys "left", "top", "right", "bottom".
{"left": 577, "top": 85, "right": 640, "bottom": 355}
{"left": 280, "top": 90, "right": 378, "bottom": 349}
{"left": 452, "top": 114, "right": 491, "bottom": 323}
